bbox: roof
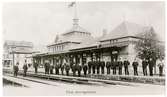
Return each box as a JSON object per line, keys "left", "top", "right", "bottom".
{"left": 63, "top": 25, "right": 90, "bottom": 35}
{"left": 70, "top": 36, "right": 101, "bottom": 50}
{"left": 4, "top": 40, "right": 33, "bottom": 47}
{"left": 100, "top": 21, "right": 150, "bottom": 41}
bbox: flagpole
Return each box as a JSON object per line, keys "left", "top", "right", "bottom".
{"left": 73, "top": 1, "right": 78, "bottom": 26}
{"left": 74, "top": 0, "right": 77, "bottom": 19}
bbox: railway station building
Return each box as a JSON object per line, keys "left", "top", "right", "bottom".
{"left": 32, "top": 18, "right": 164, "bottom": 68}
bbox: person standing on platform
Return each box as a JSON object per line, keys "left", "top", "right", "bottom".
{"left": 88, "top": 61, "right": 92, "bottom": 74}
{"left": 106, "top": 61, "right": 111, "bottom": 74}
{"left": 61, "top": 62, "right": 64, "bottom": 75}
{"left": 44, "top": 61, "right": 47, "bottom": 74}
{"left": 118, "top": 58, "right": 123, "bottom": 75}
{"left": 72, "top": 63, "right": 76, "bottom": 76}
{"left": 92, "top": 61, "right": 96, "bottom": 74}
{"left": 47, "top": 61, "right": 51, "bottom": 74}
{"left": 132, "top": 58, "right": 139, "bottom": 76}
{"left": 33, "top": 61, "right": 38, "bottom": 74}
{"left": 148, "top": 58, "right": 154, "bottom": 76}
{"left": 77, "top": 62, "right": 82, "bottom": 77}
{"left": 83, "top": 63, "right": 88, "bottom": 76}
{"left": 23, "top": 60, "right": 28, "bottom": 77}
{"left": 55, "top": 62, "right": 60, "bottom": 75}
{"left": 50, "top": 64, "right": 54, "bottom": 74}
{"left": 13, "top": 62, "right": 19, "bottom": 77}
{"left": 142, "top": 58, "right": 148, "bottom": 76}
{"left": 110, "top": 60, "right": 114, "bottom": 74}
{"left": 45, "top": 61, "right": 50, "bottom": 74}
{"left": 65, "top": 62, "right": 70, "bottom": 76}
{"left": 100, "top": 60, "right": 105, "bottom": 74}
{"left": 157, "top": 58, "right": 164, "bottom": 76}
{"left": 124, "top": 58, "right": 130, "bottom": 75}
{"left": 96, "top": 61, "right": 100, "bottom": 74}
{"left": 112, "top": 59, "right": 117, "bottom": 75}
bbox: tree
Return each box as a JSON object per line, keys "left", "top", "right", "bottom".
{"left": 135, "top": 27, "right": 165, "bottom": 61}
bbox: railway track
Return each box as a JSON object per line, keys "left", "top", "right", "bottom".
{"left": 4, "top": 73, "right": 109, "bottom": 88}
{"left": 3, "top": 69, "right": 140, "bottom": 87}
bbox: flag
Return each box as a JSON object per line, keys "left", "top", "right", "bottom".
{"left": 68, "top": 2, "right": 76, "bottom": 8}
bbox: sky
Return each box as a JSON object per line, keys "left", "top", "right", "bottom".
{"left": 2, "top": 1, "right": 165, "bottom": 46}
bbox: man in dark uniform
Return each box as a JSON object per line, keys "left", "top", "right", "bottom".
{"left": 13, "top": 62, "right": 19, "bottom": 77}
{"left": 148, "top": 58, "right": 154, "bottom": 76}
{"left": 157, "top": 58, "right": 164, "bottom": 76}
{"left": 33, "top": 61, "right": 38, "bottom": 74}
{"left": 55, "top": 62, "right": 60, "bottom": 75}
{"left": 77, "top": 63, "right": 82, "bottom": 77}
{"left": 60, "top": 63, "right": 64, "bottom": 75}
{"left": 23, "top": 60, "right": 28, "bottom": 77}
{"left": 44, "top": 61, "right": 47, "bottom": 74}
{"left": 132, "top": 58, "right": 139, "bottom": 76}
{"left": 106, "top": 61, "right": 111, "bottom": 74}
{"left": 88, "top": 61, "right": 92, "bottom": 74}
{"left": 124, "top": 58, "right": 130, "bottom": 75}
{"left": 142, "top": 58, "right": 148, "bottom": 76}
{"left": 118, "top": 58, "right": 123, "bottom": 75}
{"left": 92, "top": 61, "right": 96, "bottom": 74}
{"left": 72, "top": 63, "right": 76, "bottom": 76}
{"left": 100, "top": 61, "right": 105, "bottom": 74}
{"left": 50, "top": 64, "right": 54, "bottom": 74}
{"left": 112, "top": 59, "right": 117, "bottom": 75}
{"left": 83, "top": 64, "right": 88, "bottom": 76}
{"left": 47, "top": 61, "right": 51, "bottom": 74}
{"left": 65, "top": 63, "right": 70, "bottom": 76}
{"left": 110, "top": 60, "right": 114, "bottom": 74}
{"left": 96, "top": 61, "right": 100, "bottom": 74}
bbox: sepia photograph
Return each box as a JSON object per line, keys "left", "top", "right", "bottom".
{"left": 2, "top": 1, "right": 165, "bottom": 96}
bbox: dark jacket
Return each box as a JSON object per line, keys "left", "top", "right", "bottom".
{"left": 88, "top": 61, "right": 92, "bottom": 68}
{"left": 65, "top": 64, "right": 70, "bottom": 71}
{"left": 23, "top": 64, "right": 28, "bottom": 71}
{"left": 118, "top": 61, "right": 123, "bottom": 68}
{"left": 96, "top": 61, "right": 100, "bottom": 69}
{"left": 132, "top": 62, "right": 138, "bottom": 68}
{"left": 124, "top": 60, "right": 130, "bottom": 67}
{"left": 142, "top": 60, "right": 148, "bottom": 68}
{"left": 113, "top": 61, "right": 117, "bottom": 68}
{"left": 106, "top": 62, "right": 111, "bottom": 68}
{"left": 100, "top": 61, "right": 105, "bottom": 68}
{"left": 77, "top": 65, "right": 82, "bottom": 71}
{"left": 148, "top": 60, "right": 155, "bottom": 68}
{"left": 83, "top": 65, "right": 88, "bottom": 71}
{"left": 14, "top": 65, "right": 19, "bottom": 72}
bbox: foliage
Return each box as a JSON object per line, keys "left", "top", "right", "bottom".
{"left": 135, "top": 27, "right": 164, "bottom": 60}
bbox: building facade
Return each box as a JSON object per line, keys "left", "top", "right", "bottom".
{"left": 3, "top": 40, "right": 34, "bottom": 68}
{"left": 33, "top": 20, "right": 164, "bottom": 68}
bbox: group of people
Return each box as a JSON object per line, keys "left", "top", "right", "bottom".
{"left": 13, "top": 57, "right": 164, "bottom": 77}
{"left": 43, "top": 60, "right": 83, "bottom": 77}
{"left": 38, "top": 57, "right": 164, "bottom": 77}
{"left": 13, "top": 60, "right": 28, "bottom": 77}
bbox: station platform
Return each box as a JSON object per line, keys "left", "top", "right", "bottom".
{"left": 3, "top": 67, "right": 165, "bottom": 85}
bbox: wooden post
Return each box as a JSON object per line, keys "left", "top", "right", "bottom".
{"left": 81, "top": 52, "right": 83, "bottom": 65}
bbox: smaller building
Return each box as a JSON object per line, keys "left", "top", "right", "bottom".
{"left": 3, "top": 40, "right": 34, "bottom": 68}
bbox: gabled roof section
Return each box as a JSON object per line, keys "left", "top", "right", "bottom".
{"left": 63, "top": 25, "right": 90, "bottom": 35}
{"left": 100, "top": 21, "right": 146, "bottom": 41}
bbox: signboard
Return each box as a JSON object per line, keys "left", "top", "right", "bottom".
{"left": 112, "top": 51, "right": 118, "bottom": 54}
